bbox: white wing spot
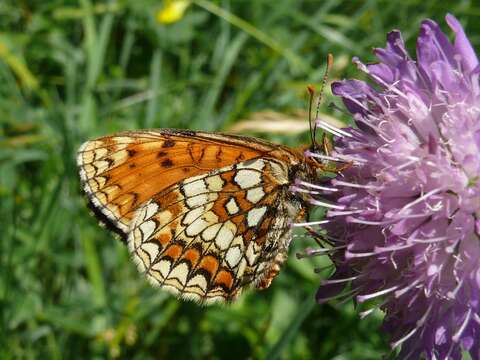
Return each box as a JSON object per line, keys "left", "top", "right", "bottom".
{"left": 94, "top": 160, "right": 111, "bottom": 175}
{"left": 186, "top": 274, "right": 208, "bottom": 292}
{"left": 87, "top": 179, "right": 100, "bottom": 192}
{"left": 186, "top": 193, "right": 209, "bottom": 208}
{"left": 113, "top": 136, "right": 135, "bottom": 144}
{"left": 141, "top": 242, "right": 160, "bottom": 262}
{"left": 82, "top": 151, "right": 95, "bottom": 164}
{"left": 247, "top": 206, "right": 267, "bottom": 227}
{"left": 152, "top": 260, "right": 171, "bottom": 278}
{"left": 96, "top": 176, "right": 107, "bottom": 189}
{"left": 215, "top": 221, "right": 236, "bottom": 250}
{"left": 202, "top": 223, "right": 222, "bottom": 241}
{"left": 246, "top": 187, "right": 265, "bottom": 203}
{"left": 183, "top": 179, "right": 207, "bottom": 196}
{"left": 234, "top": 169, "right": 262, "bottom": 189}
{"left": 169, "top": 262, "right": 189, "bottom": 285}
{"left": 154, "top": 210, "right": 173, "bottom": 230}
{"left": 109, "top": 149, "right": 129, "bottom": 165}
{"left": 186, "top": 217, "right": 209, "bottom": 236}
{"left": 245, "top": 242, "right": 260, "bottom": 265}
{"left": 205, "top": 175, "right": 224, "bottom": 192}
{"left": 183, "top": 207, "right": 205, "bottom": 226}
{"left": 131, "top": 228, "right": 143, "bottom": 248}
{"left": 144, "top": 202, "right": 159, "bottom": 220}
{"left": 93, "top": 147, "right": 108, "bottom": 160}
{"left": 139, "top": 220, "right": 157, "bottom": 240}
{"left": 203, "top": 211, "right": 219, "bottom": 224}
{"left": 225, "top": 197, "right": 240, "bottom": 215}
{"left": 225, "top": 246, "right": 242, "bottom": 268}
{"left": 237, "top": 159, "right": 265, "bottom": 170}
{"left": 137, "top": 250, "right": 151, "bottom": 268}
{"left": 83, "top": 164, "right": 96, "bottom": 178}
{"left": 236, "top": 258, "right": 247, "bottom": 279}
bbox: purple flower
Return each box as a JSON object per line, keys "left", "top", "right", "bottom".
{"left": 299, "top": 14, "right": 480, "bottom": 359}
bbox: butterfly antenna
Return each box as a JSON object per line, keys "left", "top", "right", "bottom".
{"left": 312, "top": 54, "right": 333, "bottom": 147}
{"left": 307, "top": 84, "right": 316, "bottom": 151}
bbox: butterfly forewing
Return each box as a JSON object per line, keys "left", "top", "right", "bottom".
{"left": 77, "top": 129, "right": 309, "bottom": 303}
{"left": 77, "top": 130, "right": 279, "bottom": 236}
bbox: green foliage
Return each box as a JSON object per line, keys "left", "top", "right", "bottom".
{"left": 1, "top": 1, "right": 478, "bottom": 358}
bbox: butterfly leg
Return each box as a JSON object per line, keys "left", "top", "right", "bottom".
{"left": 321, "top": 133, "right": 333, "bottom": 156}
{"left": 256, "top": 251, "right": 287, "bottom": 290}
{"left": 316, "top": 135, "right": 353, "bottom": 173}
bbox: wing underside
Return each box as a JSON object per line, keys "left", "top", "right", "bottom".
{"left": 128, "top": 158, "right": 296, "bottom": 303}
{"left": 77, "top": 129, "right": 293, "bottom": 236}
{"left": 77, "top": 129, "right": 304, "bottom": 302}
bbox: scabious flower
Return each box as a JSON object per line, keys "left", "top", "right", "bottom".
{"left": 299, "top": 14, "right": 480, "bottom": 359}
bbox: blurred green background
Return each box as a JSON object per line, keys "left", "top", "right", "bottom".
{"left": 1, "top": 1, "right": 479, "bottom": 359}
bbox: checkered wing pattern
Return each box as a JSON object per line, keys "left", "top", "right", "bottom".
{"left": 77, "top": 129, "right": 306, "bottom": 303}
{"left": 128, "top": 158, "right": 300, "bottom": 303}
{"left": 77, "top": 129, "right": 276, "bottom": 238}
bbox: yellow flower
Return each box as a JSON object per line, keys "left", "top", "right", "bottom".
{"left": 157, "top": 0, "right": 191, "bottom": 24}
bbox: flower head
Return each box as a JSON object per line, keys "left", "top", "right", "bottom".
{"left": 301, "top": 14, "right": 480, "bottom": 359}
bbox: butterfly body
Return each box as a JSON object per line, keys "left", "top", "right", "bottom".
{"left": 78, "top": 129, "right": 317, "bottom": 303}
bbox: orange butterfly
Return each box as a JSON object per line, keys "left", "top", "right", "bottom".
{"left": 77, "top": 129, "right": 322, "bottom": 303}
{"left": 77, "top": 58, "right": 337, "bottom": 304}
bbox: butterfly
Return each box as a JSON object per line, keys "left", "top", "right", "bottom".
{"left": 77, "top": 128, "right": 326, "bottom": 303}
{"left": 77, "top": 59, "right": 337, "bottom": 304}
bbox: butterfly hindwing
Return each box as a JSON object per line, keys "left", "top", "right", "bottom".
{"left": 128, "top": 157, "right": 300, "bottom": 303}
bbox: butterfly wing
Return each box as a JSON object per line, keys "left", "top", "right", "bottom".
{"left": 128, "top": 157, "right": 303, "bottom": 303}
{"left": 77, "top": 129, "right": 294, "bottom": 238}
